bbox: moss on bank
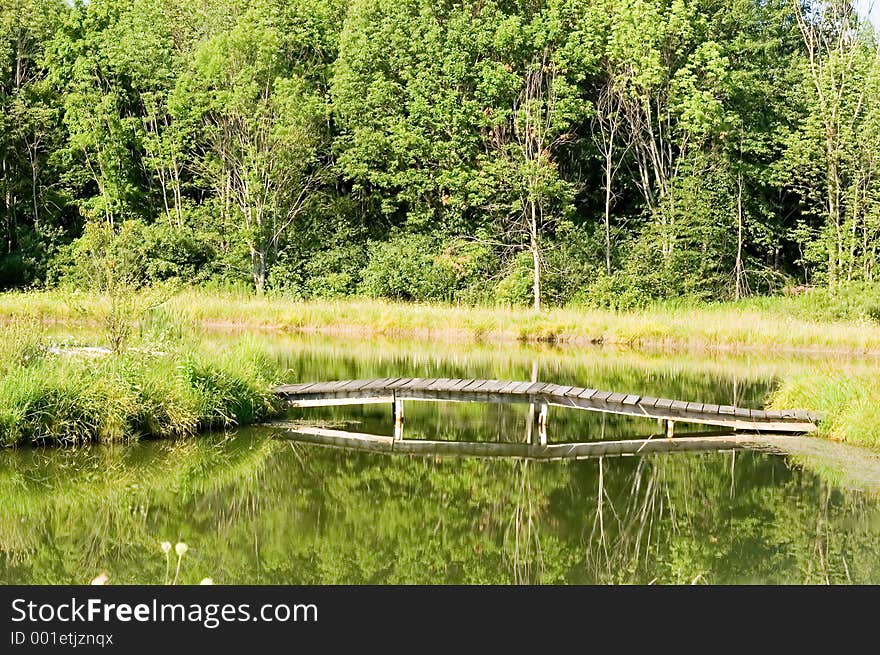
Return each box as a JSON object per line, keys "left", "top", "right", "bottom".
{"left": 0, "top": 326, "right": 282, "bottom": 447}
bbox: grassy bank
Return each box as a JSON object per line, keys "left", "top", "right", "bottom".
{"left": 0, "top": 322, "right": 282, "bottom": 447}
{"left": 770, "top": 375, "right": 880, "bottom": 449}
{"left": 3, "top": 287, "right": 880, "bottom": 449}
{"left": 2, "top": 287, "right": 880, "bottom": 353}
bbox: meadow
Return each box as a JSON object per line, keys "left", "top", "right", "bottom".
{"left": 0, "top": 287, "right": 878, "bottom": 448}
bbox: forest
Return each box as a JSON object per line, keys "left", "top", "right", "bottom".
{"left": 1, "top": 0, "right": 879, "bottom": 309}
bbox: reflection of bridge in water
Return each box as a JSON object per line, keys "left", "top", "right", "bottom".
{"left": 273, "top": 377, "right": 822, "bottom": 460}
{"left": 270, "top": 424, "right": 814, "bottom": 461}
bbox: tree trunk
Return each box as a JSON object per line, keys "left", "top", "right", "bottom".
{"left": 530, "top": 201, "right": 540, "bottom": 311}
{"left": 604, "top": 147, "right": 613, "bottom": 276}
{"left": 735, "top": 170, "right": 745, "bottom": 300}
{"left": 252, "top": 248, "right": 266, "bottom": 295}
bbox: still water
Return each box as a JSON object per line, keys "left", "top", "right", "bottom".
{"left": 1, "top": 334, "right": 879, "bottom": 584}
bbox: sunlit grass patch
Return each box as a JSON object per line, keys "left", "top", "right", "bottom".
{"left": 770, "top": 373, "right": 880, "bottom": 449}
{"left": 0, "top": 324, "right": 283, "bottom": 447}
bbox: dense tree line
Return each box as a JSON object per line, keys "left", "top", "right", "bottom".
{"left": 1, "top": 0, "right": 878, "bottom": 307}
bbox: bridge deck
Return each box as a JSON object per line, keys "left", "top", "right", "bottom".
{"left": 274, "top": 378, "right": 820, "bottom": 433}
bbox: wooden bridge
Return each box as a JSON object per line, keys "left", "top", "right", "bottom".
{"left": 274, "top": 378, "right": 820, "bottom": 446}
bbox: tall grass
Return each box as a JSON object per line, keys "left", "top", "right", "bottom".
{"left": 0, "top": 322, "right": 283, "bottom": 447}
{"left": 3, "top": 288, "right": 880, "bottom": 352}
{"left": 769, "top": 374, "right": 880, "bottom": 449}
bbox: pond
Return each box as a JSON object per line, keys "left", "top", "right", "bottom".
{"left": 1, "top": 333, "right": 879, "bottom": 584}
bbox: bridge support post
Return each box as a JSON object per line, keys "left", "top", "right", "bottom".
{"left": 666, "top": 419, "right": 675, "bottom": 439}
{"left": 393, "top": 394, "right": 404, "bottom": 441}
{"left": 537, "top": 403, "right": 549, "bottom": 447}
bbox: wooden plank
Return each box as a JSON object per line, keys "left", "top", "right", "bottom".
{"left": 275, "top": 379, "right": 819, "bottom": 433}
{"left": 481, "top": 380, "right": 507, "bottom": 393}
{"left": 439, "top": 379, "right": 464, "bottom": 391}
{"left": 306, "top": 381, "right": 340, "bottom": 393}
{"left": 274, "top": 383, "right": 307, "bottom": 395}
{"left": 278, "top": 382, "right": 313, "bottom": 393}
{"left": 382, "top": 377, "right": 404, "bottom": 391}
{"left": 295, "top": 381, "right": 325, "bottom": 393}
{"left": 361, "top": 378, "right": 395, "bottom": 392}
{"left": 340, "top": 379, "right": 374, "bottom": 392}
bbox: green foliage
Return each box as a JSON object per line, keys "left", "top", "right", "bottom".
{"left": 0, "top": 0, "right": 879, "bottom": 308}
{"left": 359, "top": 233, "right": 494, "bottom": 302}
{"left": 51, "top": 220, "right": 215, "bottom": 288}
{"left": 0, "top": 332, "right": 282, "bottom": 447}
{"left": 770, "top": 372, "right": 880, "bottom": 449}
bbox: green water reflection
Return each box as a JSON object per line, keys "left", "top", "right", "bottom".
{"left": 1, "top": 334, "right": 879, "bottom": 584}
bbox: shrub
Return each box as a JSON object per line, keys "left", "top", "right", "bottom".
{"left": 361, "top": 233, "right": 498, "bottom": 302}
{"left": 50, "top": 220, "right": 216, "bottom": 289}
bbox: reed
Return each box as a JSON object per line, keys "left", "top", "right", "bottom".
{"left": 2, "top": 288, "right": 880, "bottom": 353}
{"left": 0, "top": 324, "right": 282, "bottom": 447}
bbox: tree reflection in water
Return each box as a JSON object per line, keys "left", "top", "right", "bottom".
{"left": 2, "top": 428, "right": 880, "bottom": 585}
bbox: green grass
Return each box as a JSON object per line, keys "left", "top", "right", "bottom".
{"left": 0, "top": 322, "right": 283, "bottom": 447}
{"left": 769, "top": 374, "right": 880, "bottom": 449}
{"left": 3, "top": 286, "right": 880, "bottom": 449}
{"left": 3, "top": 286, "right": 880, "bottom": 353}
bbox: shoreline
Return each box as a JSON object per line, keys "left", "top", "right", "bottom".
{"left": 3, "top": 290, "right": 880, "bottom": 356}
{"left": 1, "top": 289, "right": 877, "bottom": 450}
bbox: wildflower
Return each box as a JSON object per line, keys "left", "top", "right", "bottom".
{"left": 91, "top": 572, "right": 109, "bottom": 585}
{"left": 199, "top": 578, "right": 214, "bottom": 585}
{"left": 160, "top": 541, "right": 172, "bottom": 554}
{"left": 172, "top": 542, "right": 188, "bottom": 585}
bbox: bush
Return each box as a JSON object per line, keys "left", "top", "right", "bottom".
{"left": 268, "top": 243, "right": 368, "bottom": 298}
{"left": 0, "top": 335, "right": 282, "bottom": 447}
{"left": 493, "top": 251, "right": 534, "bottom": 305}
{"left": 50, "top": 220, "right": 216, "bottom": 290}
{"left": 359, "top": 233, "right": 492, "bottom": 302}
